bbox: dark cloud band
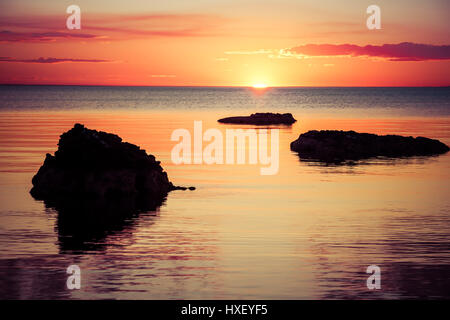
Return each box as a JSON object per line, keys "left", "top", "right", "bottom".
{"left": 0, "top": 57, "right": 111, "bottom": 63}
{"left": 282, "top": 42, "right": 450, "bottom": 61}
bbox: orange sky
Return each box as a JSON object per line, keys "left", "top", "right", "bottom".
{"left": 0, "top": 0, "right": 449, "bottom": 86}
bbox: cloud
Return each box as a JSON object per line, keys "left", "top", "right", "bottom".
{"left": 225, "top": 49, "right": 273, "bottom": 55}
{"left": 149, "top": 74, "right": 176, "bottom": 78}
{"left": 85, "top": 25, "right": 211, "bottom": 38}
{"left": 0, "top": 30, "right": 102, "bottom": 42}
{"left": 280, "top": 42, "right": 450, "bottom": 61}
{"left": 0, "top": 57, "right": 112, "bottom": 64}
{"left": 0, "top": 13, "right": 230, "bottom": 42}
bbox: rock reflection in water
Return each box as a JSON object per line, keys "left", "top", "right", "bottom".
{"left": 44, "top": 195, "right": 165, "bottom": 253}
{"left": 295, "top": 154, "right": 440, "bottom": 172}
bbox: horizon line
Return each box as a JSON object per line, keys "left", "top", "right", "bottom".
{"left": 1, "top": 84, "right": 449, "bottom": 88}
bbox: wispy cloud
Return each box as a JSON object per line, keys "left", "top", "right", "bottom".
{"left": 0, "top": 13, "right": 230, "bottom": 42}
{"left": 149, "top": 74, "right": 176, "bottom": 78}
{"left": 0, "top": 57, "right": 112, "bottom": 64}
{"left": 279, "top": 42, "right": 450, "bottom": 61}
{"left": 0, "top": 30, "right": 102, "bottom": 42}
{"left": 225, "top": 49, "right": 273, "bottom": 55}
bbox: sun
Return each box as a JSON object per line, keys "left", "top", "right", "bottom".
{"left": 252, "top": 83, "right": 268, "bottom": 89}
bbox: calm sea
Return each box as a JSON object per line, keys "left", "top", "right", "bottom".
{"left": 0, "top": 86, "right": 449, "bottom": 299}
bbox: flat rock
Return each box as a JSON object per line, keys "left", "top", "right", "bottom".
{"left": 290, "top": 130, "right": 449, "bottom": 163}
{"left": 30, "top": 123, "right": 190, "bottom": 208}
{"left": 218, "top": 113, "right": 296, "bottom": 125}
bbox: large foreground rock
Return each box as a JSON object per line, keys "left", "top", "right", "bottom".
{"left": 30, "top": 123, "right": 182, "bottom": 206}
{"left": 290, "top": 130, "right": 449, "bottom": 162}
{"left": 218, "top": 113, "right": 296, "bottom": 125}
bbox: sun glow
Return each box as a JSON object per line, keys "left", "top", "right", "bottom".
{"left": 252, "top": 83, "right": 268, "bottom": 89}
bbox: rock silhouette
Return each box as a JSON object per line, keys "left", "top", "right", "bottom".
{"left": 290, "top": 130, "right": 449, "bottom": 163}
{"left": 31, "top": 123, "right": 190, "bottom": 208}
{"left": 218, "top": 113, "right": 296, "bottom": 125}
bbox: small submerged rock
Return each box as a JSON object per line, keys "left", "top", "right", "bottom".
{"left": 218, "top": 113, "right": 296, "bottom": 125}
{"left": 30, "top": 123, "right": 193, "bottom": 207}
{"left": 290, "top": 130, "right": 449, "bottom": 163}
{"left": 172, "top": 186, "right": 196, "bottom": 191}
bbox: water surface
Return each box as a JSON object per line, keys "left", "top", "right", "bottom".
{"left": 0, "top": 86, "right": 449, "bottom": 299}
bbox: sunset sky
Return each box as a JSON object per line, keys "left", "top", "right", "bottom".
{"left": 0, "top": 0, "right": 449, "bottom": 86}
